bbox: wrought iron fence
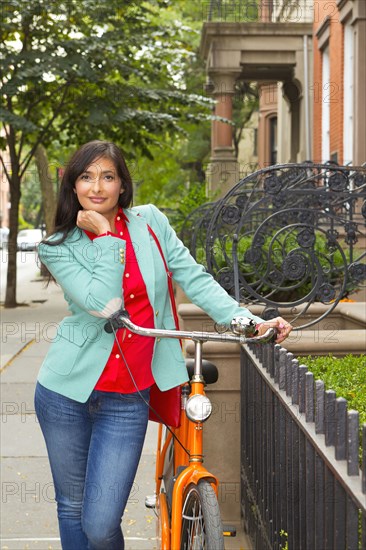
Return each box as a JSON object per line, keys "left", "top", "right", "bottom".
{"left": 241, "top": 342, "right": 366, "bottom": 550}
{"left": 179, "top": 163, "right": 366, "bottom": 329}
{"left": 178, "top": 162, "right": 366, "bottom": 546}
{"left": 179, "top": 202, "right": 218, "bottom": 265}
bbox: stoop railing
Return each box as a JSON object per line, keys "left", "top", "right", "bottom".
{"left": 180, "top": 163, "right": 366, "bottom": 330}
{"left": 240, "top": 342, "right": 366, "bottom": 550}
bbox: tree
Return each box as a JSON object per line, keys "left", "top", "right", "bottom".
{"left": 34, "top": 145, "right": 56, "bottom": 234}
{"left": 1, "top": 0, "right": 211, "bottom": 306}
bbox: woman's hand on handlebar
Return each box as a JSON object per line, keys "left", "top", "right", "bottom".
{"left": 256, "top": 317, "right": 293, "bottom": 344}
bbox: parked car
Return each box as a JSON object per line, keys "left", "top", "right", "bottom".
{"left": 17, "top": 228, "right": 45, "bottom": 251}
{"left": 0, "top": 227, "right": 9, "bottom": 249}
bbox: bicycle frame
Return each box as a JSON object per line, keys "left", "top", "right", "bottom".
{"left": 116, "top": 314, "right": 275, "bottom": 549}
{"left": 157, "top": 339, "right": 221, "bottom": 550}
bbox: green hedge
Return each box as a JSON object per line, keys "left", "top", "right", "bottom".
{"left": 302, "top": 354, "right": 366, "bottom": 426}
{"left": 303, "top": 354, "right": 366, "bottom": 466}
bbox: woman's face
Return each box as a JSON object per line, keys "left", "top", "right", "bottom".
{"left": 74, "top": 156, "right": 123, "bottom": 222}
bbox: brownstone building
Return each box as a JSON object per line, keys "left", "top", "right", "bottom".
{"left": 201, "top": 0, "right": 313, "bottom": 196}
{"left": 201, "top": 0, "right": 366, "bottom": 197}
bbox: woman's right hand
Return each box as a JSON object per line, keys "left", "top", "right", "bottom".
{"left": 76, "top": 210, "right": 111, "bottom": 235}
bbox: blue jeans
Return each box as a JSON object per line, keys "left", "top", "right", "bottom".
{"left": 34, "top": 382, "right": 150, "bottom": 550}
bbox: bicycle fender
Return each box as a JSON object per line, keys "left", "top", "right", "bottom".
{"left": 188, "top": 469, "right": 219, "bottom": 494}
{"left": 170, "top": 465, "right": 219, "bottom": 549}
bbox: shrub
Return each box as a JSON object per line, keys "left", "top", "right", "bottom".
{"left": 302, "top": 354, "right": 366, "bottom": 424}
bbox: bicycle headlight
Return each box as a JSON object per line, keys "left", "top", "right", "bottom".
{"left": 185, "top": 395, "right": 212, "bottom": 423}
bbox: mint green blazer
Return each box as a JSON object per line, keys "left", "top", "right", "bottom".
{"left": 37, "top": 204, "right": 263, "bottom": 402}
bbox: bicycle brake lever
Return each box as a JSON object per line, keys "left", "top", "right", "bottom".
{"left": 104, "top": 309, "right": 130, "bottom": 334}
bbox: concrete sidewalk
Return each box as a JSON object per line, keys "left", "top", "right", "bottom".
{"left": 1, "top": 278, "right": 158, "bottom": 550}
{"left": 1, "top": 276, "right": 250, "bottom": 550}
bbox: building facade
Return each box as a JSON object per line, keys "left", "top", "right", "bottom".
{"left": 313, "top": 0, "right": 366, "bottom": 165}
{"left": 201, "top": 0, "right": 365, "bottom": 196}
{"left": 201, "top": 0, "right": 313, "bottom": 196}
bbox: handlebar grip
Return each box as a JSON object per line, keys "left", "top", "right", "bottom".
{"left": 268, "top": 327, "right": 278, "bottom": 343}
{"left": 104, "top": 309, "right": 130, "bottom": 333}
{"left": 255, "top": 327, "right": 278, "bottom": 344}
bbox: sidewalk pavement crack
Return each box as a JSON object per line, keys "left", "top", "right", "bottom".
{"left": 0, "top": 339, "right": 36, "bottom": 374}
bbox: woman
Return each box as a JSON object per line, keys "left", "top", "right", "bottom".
{"left": 35, "top": 140, "right": 292, "bottom": 550}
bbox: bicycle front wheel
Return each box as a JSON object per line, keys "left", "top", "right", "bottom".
{"left": 180, "top": 480, "right": 224, "bottom": 550}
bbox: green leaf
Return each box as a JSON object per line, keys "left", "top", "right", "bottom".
{"left": 0, "top": 108, "right": 39, "bottom": 132}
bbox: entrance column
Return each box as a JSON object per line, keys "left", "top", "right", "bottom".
{"left": 206, "top": 73, "right": 240, "bottom": 197}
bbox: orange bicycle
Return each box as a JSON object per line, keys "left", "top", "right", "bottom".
{"left": 115, "top": 312, "right": 276, "bottom": 550}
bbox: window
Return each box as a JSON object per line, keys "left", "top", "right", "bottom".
{"left": 270, "top": 117, "right": 277, "bottom": 165}
{"left": 343, "top": 21, "right": 354, "bottom": 164}
{"left": 322, "top": 46, "right": 330, "bottom": 163}
{"left": 253, "top": 128, "right": 258, "bottom": 156}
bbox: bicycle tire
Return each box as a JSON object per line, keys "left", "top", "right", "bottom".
{"left": 180, "top": 480, "right": 224, "bottom": 550}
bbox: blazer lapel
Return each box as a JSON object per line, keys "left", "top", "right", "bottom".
{"left": 125, "top": 209, "right": 156, "bottom": 306}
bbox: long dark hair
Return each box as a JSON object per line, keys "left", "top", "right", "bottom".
{"left": 44, "top": 141, "right": 133, "bottom": 246}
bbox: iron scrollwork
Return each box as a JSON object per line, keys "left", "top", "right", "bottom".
{"left": 179, "top": 202, "right": 217, "bottom": 266}
{"left": 181, "top": 163, "right": 366, "bottom": 329}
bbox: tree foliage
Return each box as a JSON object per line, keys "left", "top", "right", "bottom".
{"left": 1, "top": 0, "right": 212, "bottom": 306}
{"left": 1, "top": 0, "right": 211, "bottom": 157}
{"left": 133, "top": 0, "right": 213, "bottom": 216}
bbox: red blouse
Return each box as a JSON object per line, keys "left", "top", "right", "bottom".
{"left": 84, "top": 210, "right": 155, "bottom": 393}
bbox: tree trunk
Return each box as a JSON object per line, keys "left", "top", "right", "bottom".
{"left": 5, "top": 174, "right": 21, "bottom": 308}
{"left": 34, "top": 144, "right": 56, "bottom": 235}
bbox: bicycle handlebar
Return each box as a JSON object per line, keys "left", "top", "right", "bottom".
{"left": 105, "top": 311, "right": 277, "bottom": 345}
